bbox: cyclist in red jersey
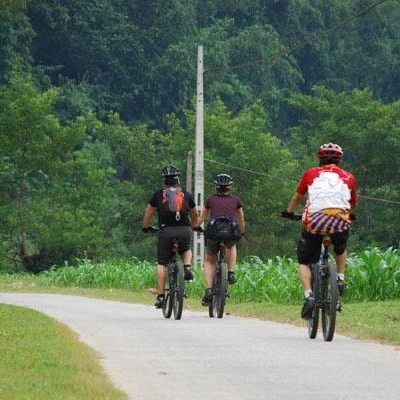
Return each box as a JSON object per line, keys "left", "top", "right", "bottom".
{"left": 282, "top": 143, "right": 358, "bottom": 319}
{"left": 194, "top": 174, "right": 245, "bottom": 306}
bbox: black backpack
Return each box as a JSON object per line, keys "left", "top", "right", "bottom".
{"left": 205, "top": 217, "right": 241, "bottom": 242}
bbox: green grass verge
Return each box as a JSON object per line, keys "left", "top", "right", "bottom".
{"left": 0, "top": 303, "right": 128, "bottom": 400}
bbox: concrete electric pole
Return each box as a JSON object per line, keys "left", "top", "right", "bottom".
{"left": 193, "top": 45, "right": 204, "bottom": 265}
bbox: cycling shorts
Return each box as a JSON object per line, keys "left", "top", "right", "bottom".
{"left": 296, "top": 229, "right": 350, "bottom": 265}
{"left": 205, "top": 238, "right": 236, "bottom": 256}
{"left": 157, "top": 225, "right": 192, "bottom": 265}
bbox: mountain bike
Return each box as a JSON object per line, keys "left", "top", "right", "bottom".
{"left": 282, "top": 213, "right": 339, "bottom": 341}
{"left": 149, "top": 226, "right": 185, "bottom": 320}
{"left": 209, "top": 241, "right": 229, "bottom": 318}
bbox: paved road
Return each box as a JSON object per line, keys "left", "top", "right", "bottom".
{"left": 1, "top": 293, "right": 399, "bottom": 400}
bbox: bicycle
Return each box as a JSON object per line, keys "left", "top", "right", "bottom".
{"left": 283, "top": 213, "right": 340, "bottom": 341}
{"left": 194, "top": 225, "right": 231, "bottom": 319}
{"left": 149, "top": 226, "right": 185, "bottom": 320}
{"left": 209, "top": 240, "right": 229, "bottom": 318}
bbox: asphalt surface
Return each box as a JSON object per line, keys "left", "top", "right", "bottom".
{"left": 1, "top": 293, "right": 399, "bottom": 400}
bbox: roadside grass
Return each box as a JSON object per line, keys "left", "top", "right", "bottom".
{"left": 0, "top": 303, "right": 127, "bottom": 400}
{"left": 1, "top": 245, "right": 400, "bottom": 399}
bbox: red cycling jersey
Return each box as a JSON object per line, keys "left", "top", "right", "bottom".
{"left": 296, "top": 164, "right": 358, "bottom": 234}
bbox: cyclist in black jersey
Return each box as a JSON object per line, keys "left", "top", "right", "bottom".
{"left": 142, "top": 166, "right": 198, "bottom": 308}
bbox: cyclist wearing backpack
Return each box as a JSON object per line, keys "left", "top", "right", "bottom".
{"left": 194, "top": 174, "right": 245, "bottom": 306}
{"left": 281, "top": 143, "right": 358, "bottom": 319}
{"left": 142, "top": 165, "right": 198, "bottom": 308}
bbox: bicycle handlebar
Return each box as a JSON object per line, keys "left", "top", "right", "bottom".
{"left": 144, "top": 226, "right": 205, "bottom": 233}
{"left": 280, "top": 211, "right": 302, "bottom": 221}
{"left": 142, "top": 226, "right": 160, "bottom": 233}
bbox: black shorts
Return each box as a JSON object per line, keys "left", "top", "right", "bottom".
{"left": 297, "top": 229, "right": 350, "bottom": 265}
{"left": 205, "top": 238, "right": 236, "bottom": 256}
{"left": 157, "top": 225, "right": 192, "bottom": 265}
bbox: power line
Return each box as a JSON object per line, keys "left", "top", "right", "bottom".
{"left": 205, "top": 0, "right": 390, "bottom": 74}
{"left": 205, "top": 158, "right": 296, "bottom": 183}
{"left": 204, "top": 157, "right": 400, "bottom": 206}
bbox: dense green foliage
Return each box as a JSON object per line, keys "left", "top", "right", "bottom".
{"left": 0, "top": 0, "right": 399, "bottom": 271}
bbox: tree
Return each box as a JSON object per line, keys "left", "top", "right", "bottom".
{"left": 0, "top": 73, "right": 119, "bottom": 272}
{"left": 0, "top": 7, "right": 33, "bottom": 83}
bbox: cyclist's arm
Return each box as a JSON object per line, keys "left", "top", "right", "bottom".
{"left": 196, "top": 207, "right": 210, "bottom": 227}
{"left": 286, "top": 192, "right": 303, "bottom": 213}
{"left": 236, "top": 207, "right": 245, "bottom": 234}
{"left": 142, "top": 204, "right": 156, "bottom": 228}
{"left": 190, "top": 206, "right": 199, "bottom": 227}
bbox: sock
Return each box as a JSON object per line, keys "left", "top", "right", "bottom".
{"left": 304, "top": 289, "right": 313, "bottom": 298}
{"left": 184, "top": 264, "right": 191, "bottom": 269}
{"left": 337, "top": 273, "right": 345, "bottom": 281}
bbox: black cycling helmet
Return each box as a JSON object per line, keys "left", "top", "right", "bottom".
{"left": 213, "top": 173, "right": 233, "bottom": 187}
{"left": 161, "top": 165, "right": 180, "bottom": 177}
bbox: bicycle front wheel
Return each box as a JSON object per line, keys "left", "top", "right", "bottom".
{"left": 321, "top": 262, "right": 338, "bottom": 341}
{"left": 173, "top": 262, "right": 185, "bottom": 320}
{"left": 308, "top": 263, "right": 319, "bottom": 339}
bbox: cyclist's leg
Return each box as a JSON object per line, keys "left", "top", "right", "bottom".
{"left": 176, "top": 226, "right": 194, "bottom": 281}
{"left": 298, "top": 264, "right": 312, "bottom": 293}
{"left": 155, "top": 228, "right": 171, "bottom": 306}
{"left": 156, "top": 264, "right": 167, "bottom": 293}
{"left": 202, "top": 239, "right": 217, "bottom": 305}
{"left": 297, "top": 230, "right": 322, "bottom": 293}
{"left": 204, "top": 254, "right": 215, "bottom": 288}
{"left": 225, "top": 242, "right": 236, "bottom": 271}
{"left": 334, "top": 250, "right": 346, "bottom": 274}
{"left": 155, "top": 264, "right": 167, "bottom": 307}
{"left": 331, "top": 229, "right": 350, "bottom": 295}
{"left": 225, "top": 242, "right": 237, "bottom": 284}
{"left": 297, "top": 230, "right": 321, "bottom": 319}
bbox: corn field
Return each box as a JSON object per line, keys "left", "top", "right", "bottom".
{"left": 32, "top": 246, "right": 400, "bottom": 304}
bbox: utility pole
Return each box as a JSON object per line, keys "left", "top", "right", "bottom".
{"left": 186, "top": 151, "right": 192, "bottom": 193}
{"left": 194, "top": 45, "right": 204, "bottom": 266}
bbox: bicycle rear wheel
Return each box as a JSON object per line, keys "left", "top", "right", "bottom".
{"left": 321, "top": 262, "right": 338, "bottom": 341}
{"left": 308, "top": 263, "right": 319, "bottom": 339}
{"left": 209, "top": 254, "right": 228, "bottom": 318}
{"left": 173, "top": 262, "right": 185, "bottom": 320}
